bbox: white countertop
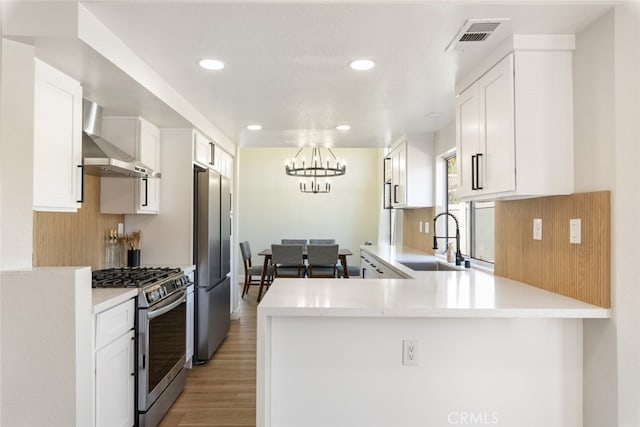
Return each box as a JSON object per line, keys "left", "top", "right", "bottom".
{"left": 92, "top": 288, "right": 139, "bottom": 314}
{"left": 258, "top": 246, "right": 610, "bottom": 319}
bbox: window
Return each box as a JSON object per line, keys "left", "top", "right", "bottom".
{"left": 443, "top": 154, "right": 495, "bottom": 263}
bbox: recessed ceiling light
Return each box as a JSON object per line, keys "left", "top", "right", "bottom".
{"left": 335, "top": 125, "right": 351, "bottom": 131}
{"left": 349, "top": 59, "right": 375, "bottom": 71}
{"left": 247, "top": 124, "right": 262, "bottom": 131}
{"left": 426, "top": 112, "right": 445, "bottom": 119}
{"left": 198, "top": 59, "right": 225, "bottom": 70}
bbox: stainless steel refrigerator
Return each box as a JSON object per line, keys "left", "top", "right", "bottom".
{"left": 193, "top": 166, "right": 231, "bottom": 364}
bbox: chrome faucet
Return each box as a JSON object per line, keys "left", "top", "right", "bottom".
{"left": 432, "top": 212, "right": 464, "bottom": 265}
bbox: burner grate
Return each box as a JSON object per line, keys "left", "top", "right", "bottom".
{"left": 92, "top": 267, "right": 182, "bottom": 288}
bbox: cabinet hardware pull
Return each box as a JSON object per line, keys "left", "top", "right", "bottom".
{"left": 209, "top": 142, "right": 215, "bottom": 166}
{"left": 471, "top": 155, "right": 476, "bottom": 190}
{"left": 142, "top": 178, "right": 148, "bottom": 207}
{"left": 76, "top": 164, "right": 84, "bottom": 203}
{"left": 475, "top": 153, "right": 483, "bottom": 190}
{"left": 393, "top": 184, "right": 399, "bottom": 204}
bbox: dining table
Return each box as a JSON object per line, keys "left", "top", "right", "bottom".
{"left": 256, "top": 247, "right": 353, "bottom": 301}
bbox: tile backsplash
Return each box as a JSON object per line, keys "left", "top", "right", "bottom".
{"left": 402, "top": 207, "right": 436, "bottom": 254}
{"left": 400, "top": 191, "right": 610, "bottom": 308}
{"left": 495, "top": 191, "right": 610, "bottom": 308}
{"left": 33, "top": 174, "right": 124, "bottom": 270}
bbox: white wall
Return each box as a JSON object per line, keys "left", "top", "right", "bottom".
{"left": 573, "top": 5, "right": 640, "bottom": 426}
{"left": 124, "top": 129, "right": 194, "bottom": 266}
{"left": 1, "top": 268, "right": 93, "bottom": 427}
{"left": 611, "top": 3, "right": 640, "bottom": 426}
{"left": 0, "top": 39, "right": 35, "bottom": 270}
{"left": 237, "top": 147, "right": 382, "bottom": 277}
{"left": 572, "top": 10, "right": 618, "bottom": 426}
{"left": 267, "top": 316, "right": 583, "bottom": 427}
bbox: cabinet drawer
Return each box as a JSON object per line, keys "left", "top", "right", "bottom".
{"left": 95, "top": 299, "right": 135, "bottom": 350}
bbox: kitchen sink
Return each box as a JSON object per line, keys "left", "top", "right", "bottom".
{"left": 398, "top": 261, "right": 460, "bottom": 272}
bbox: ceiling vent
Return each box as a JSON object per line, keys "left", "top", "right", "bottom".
{"left": 446, "top": 18, "right": 509, "bottom": 52}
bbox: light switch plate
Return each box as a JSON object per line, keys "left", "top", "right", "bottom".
{"left": 424, "top": 221, "right": 429, "bottom": 234}
{"left": 533, "top": 218, "right": 542, "bottom": 241}
{"left": 419, "top": 222, "right": 422, "bottom": 233}
{"left": 570, "top": 218, "right": 581, "bottom": 244}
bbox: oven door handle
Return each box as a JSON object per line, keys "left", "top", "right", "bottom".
{"left": 147, "top": 291, "right": 186, "bottom": 320}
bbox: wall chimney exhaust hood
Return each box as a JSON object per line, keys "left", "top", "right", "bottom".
{"left": 82, "top": 99, "right": 161, "bottom": 178}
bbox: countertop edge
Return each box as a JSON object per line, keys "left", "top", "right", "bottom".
{"left": 92, "top": 288, "right": 139, "bottom": 314}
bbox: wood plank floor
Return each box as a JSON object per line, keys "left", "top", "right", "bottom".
{"left": 160, "top": 290, "right": 258, "bottom": 427}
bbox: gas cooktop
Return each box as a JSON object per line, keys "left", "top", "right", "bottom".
{"left": 92, "top": 267, "right": 183, "bottom": 289}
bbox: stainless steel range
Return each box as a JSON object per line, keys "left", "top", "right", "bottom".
{"left": 92, "top": 267, "right": 190, "bottom": 427}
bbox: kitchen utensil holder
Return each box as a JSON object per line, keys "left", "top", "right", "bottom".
{"left": 127, "top": 249, "right": 141, "bottom": 267}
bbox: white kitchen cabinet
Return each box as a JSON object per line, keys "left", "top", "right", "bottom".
{"left": 361, "top": 250, "right": 406, "bottom": 279}
{"left": 193, "top": 130, "right": 215, "bottom": 169}
{"left": 94, "top": 298, "right": 135, "bottom": 427}
{"left": 95, "top": 329, "right": 135, "bottom": 427}
{"left": 387, "top": 134, "right": 433, "bottom": 208}
{"left": 456, "top": 37, "right": 574, "bottom": 200}
{"left": 33, "top": 58, "right": 83, "bottom": 212}
{"left": 457, "top": 55, "right": 515, "bottom": 198}
{"left": 100, "top": 117, "right": 161, "bottom": 214}
{"left": 193, "top": 130, "right": 233, "bottom": 178}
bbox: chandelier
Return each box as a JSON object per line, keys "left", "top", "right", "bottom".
{"left": 285, "top": 146, "right": 346, "bottom": 193}
{"left": 299, "top": 177, "right": 331, "bottom": 194}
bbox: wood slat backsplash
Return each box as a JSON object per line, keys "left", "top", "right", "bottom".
{"left": 402, "top": 207, "right": 436, "bottom": 254}
{"left": 33, "top": 174, "right": 124, "bottom": 270}
{"left": 495, "top": 191, "right": 611, "bottom": 307}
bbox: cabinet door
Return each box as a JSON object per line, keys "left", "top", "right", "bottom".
{"left": 193, "top": 131, "right": 215, "bottom": 168}
{"left": 390, "top": 144, "right": 406, "bottom": 207}
{"left": 478, "top": 54, "right": 515, "bottom": 195}
{"left": 95, "top": 329, "right": 135, "bottom": 427}
{"left": 455, "top": 82, "right": 480, "bottom": 198}
{"left": 101, "top": 118, "right": 160, "bottom": 214}
{"left": 138, "top": 119, "right": 160, "bottom": 213}
{"left": 33, "top": 59, "right": 83, "bottom": 212}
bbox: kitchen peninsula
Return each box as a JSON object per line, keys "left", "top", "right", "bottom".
{"left": 257, "top": 246, "right": 609, "bottom": 427}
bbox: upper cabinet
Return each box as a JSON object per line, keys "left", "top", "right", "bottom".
{"left": 193, "top": 131, "right": 215, "bottom": 169}
{"left": 100, "top": 117, "right": 161, "bottom": 214}
{"left": 193, "top": 130, "right": 233, "bottom": 178}
{"left": 387, "top": 134, "right": 434, "bottom": 208}
{"left": 456, "top": 36, "right": 575, "bottom": 200}
{"left": 33, "top": 59, "right": 83, "bottom": 212}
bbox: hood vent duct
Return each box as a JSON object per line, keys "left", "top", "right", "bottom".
{"left": 446, "top": 18, "right": 508, "bottom": 52}
{"left": 82, "top": 99, "right": 160, "bottom": 178}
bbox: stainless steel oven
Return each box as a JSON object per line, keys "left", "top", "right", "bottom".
{"left": 92, "top": 267, "right": 190, "bottom": 427}
{"left": 137, "top": 275, "right": 189, "bottom": 427}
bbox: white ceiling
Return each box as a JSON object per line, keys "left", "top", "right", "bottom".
{"left": 78, "top": 1, "right": 611, "bottom": 148}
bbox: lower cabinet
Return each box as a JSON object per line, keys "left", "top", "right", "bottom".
{"left": 94, "top": 298, "right": 136, "bottom": 427}
{"left": 95, "top": 329, "right": 135, "bottom": 427}
{"left": 361, "top": 250, "right": 406, "bottom": 279}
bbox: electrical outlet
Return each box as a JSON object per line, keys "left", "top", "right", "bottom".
{"left": 570, "top": 218, "right": 581, "bottom": 244}
{"left": 424, "top": 221, "right": 430, "bottom": 234}
{"left": 419, "top": 222, "right": 422, "bottom": 233}
{"left": 403, "top": 340, "right": 418, "bottom": 366}
{"left": 533, "top": 218, "right": 542, "bottom": 241}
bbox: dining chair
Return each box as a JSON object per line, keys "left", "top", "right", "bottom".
{"left": 307, "top": 244, "right": 340, "bottom": 278}
{"left": 240, "top": 241, "right": 273, "bottom": 298}
{"left": 337, "top": 264, "right": 362, "bottom": 278}
{"left": 271, "top": 244, "right": 306, "bottom": 278}
{"left": 309, "top": 239, "right": 336, "bottom": 244}
{"left": 281, "top": 239, "right": 308, "bottom": 250}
